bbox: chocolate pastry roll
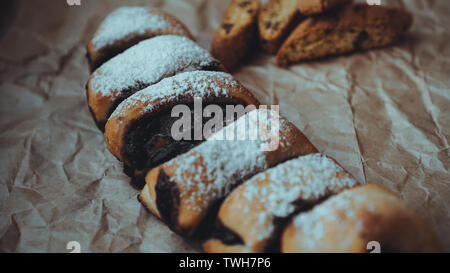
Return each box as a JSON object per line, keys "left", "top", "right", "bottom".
{"left": 139, "top": 108, "right": 318, "bottom": 236}
{"left": 105, "top": 71, "right": 260, "bottom": 187}
{"left": 203, "top": 153, "right": 359, "bottom": 253}
{"left": 281, "top": 184, "right": 441, "bottom": 253}
{"left": 86, "top": 6, "right": 194, "bottom": 71}
{"left": 87, "top": 35, "right": 222, "bottom": 131}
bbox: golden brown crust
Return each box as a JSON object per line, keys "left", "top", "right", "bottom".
{"left": 141, "top": 109, "right": 318, "bottom": 237}
{"left": 211, "top": 0, "right": 260, "bottom": 70}
{"left": 298, "top": 0, "right": 352, "bottom": 15}
{"left": 203, "top": 154, "right": 358, "bottom": 253}
{"left": 139, "top": 184, "right": 161, "bottom": 219}
{"left": 276, "top": 3, "right": 413, "bottom": 66}
{"left": 281, "top": 184, "right": 442, "bottom": 253}
{"left": 86, "top": 8, "right": 194, "bottom": 72}
{"left": 86, "top": 73, "right": 114, "bottom": 130}
{"left": 104, "top": 71, "right": 260, "bottom": 166}
{"left": 258, "top": 0, "right": 302, "bottom": 54}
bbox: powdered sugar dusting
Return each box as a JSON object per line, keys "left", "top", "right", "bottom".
{"left": 165, "top": 109, "right": 293, "bottom": 214}
{"left": 92, "top": 7, "right": 185, "bottom": 49}
{"left": 233, "top": 154, "right": 358, "bottom": 242}
{"left": 90, "top": 35, "right": 216, "bottom": 97}
{"left": 292, "top": 188, "right": 371, "bottom": 250}
{"left": 111, "top": 71, "right": 235, "bottom": 119}
{"left": 245, "top": 154, "right": 357, "bottom": 217}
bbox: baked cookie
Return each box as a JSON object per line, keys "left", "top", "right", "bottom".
{"left": 211, "top": 0, "right": 259, "bottom": 70}
{"left": 86, "top": 6, "right": 194, "bottom": 71}
{"left": 139, "top": 108, "right": 318, "bottom": 236}
{"left": 276, "top": 3, "right": 413, "bottom": 66}
{"left": 258, "top": 0, "right": 302, "bottom": 54}
{"left": 203, "top": 154, "right": 359, "bottom": 253}
{"left": 87, "top": 35, "right": 222, "bottom": 131}
{"left": 298, "top": 0, "right": 352, "bottom": 15}
{"left": 105, "top": 71, "right": 260, "bottom": 187}
{"left": 281, "top": 184, "right": 441, "bottom": 253}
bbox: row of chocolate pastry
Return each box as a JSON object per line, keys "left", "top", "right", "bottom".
{"left": 84, "top": 6, "right": 440, "bottom": 253}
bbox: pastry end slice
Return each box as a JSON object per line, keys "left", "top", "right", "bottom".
{"left": 211, "top": 0, "right": 260, "bottom": 70}
{"left": 276, "top": 3, "right": 413, "bottom": 66}
{"left": 258, "top": 0, "right": 302, "bottom": 54}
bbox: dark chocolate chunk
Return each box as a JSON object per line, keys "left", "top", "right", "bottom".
{"left": 353, "top": 30, "right": 369, "bottom": 49}
{"left": 272, "top": 21, "right": 280, "bottom": 31}
{"left": 222, "top": 23, "right": 234, "bottom": 34}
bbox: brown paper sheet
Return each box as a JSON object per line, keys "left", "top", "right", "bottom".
{"left": 0, "top": 0, "right": 448, "bottom": 253}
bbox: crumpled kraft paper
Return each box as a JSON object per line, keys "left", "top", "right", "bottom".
{"left": 0, "top": 0, "right": 448, "bottom": 253}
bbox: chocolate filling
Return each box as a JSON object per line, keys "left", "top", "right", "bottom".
{"left": 222, "top": 23, "right": 234, "bottom": 34}
{"left": 123, "top": 164, "right": 135, "bottom": 177}
{"left": 86, "top": 80, "right": 149, "bottom": 131}
{"left": 209, "top": 195, "right": 331, "bottom": 252}
{"left": 123, "top": 102, "right": 246, "bottom": 188}
{"left": 211, "top": 219, "right": 245, "bottom": 245}
{"left": 264, "top": 198, "right": 329, "bottom": 253}
{"left": 155, "top": 170, "right": 180, "bottom": 228}
{"left": 124, "top": 109, "right": 199, "bottom": 172}
{"left": 353, "top": 30, "right": 369, "bottom": 50}
{"left": 193, "top": 198, "right": 229, "bottom": 240}
{"left": 155, "top": 171, "right": 232, "bottom": 238}
{"left": 124, "top": 103, "right": 230, "bottom": 170}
